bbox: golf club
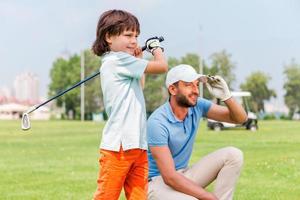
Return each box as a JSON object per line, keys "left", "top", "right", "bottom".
{"left": 21, "top": 36, "right": 164, "bottom": 130}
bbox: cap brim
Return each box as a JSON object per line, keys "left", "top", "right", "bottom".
{"left": 182, "top": 74, "right": 207, "bottom": 83}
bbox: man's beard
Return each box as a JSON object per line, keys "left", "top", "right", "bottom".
{"left": 176, "top": 93, "right": 197, "bottom": 107}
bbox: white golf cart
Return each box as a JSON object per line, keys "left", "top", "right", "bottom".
{"left": 207, "top": 91, "right": 258, "bottom": 131}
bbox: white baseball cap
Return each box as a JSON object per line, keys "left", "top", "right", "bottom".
{"left": 165, "top": 64, "right": 205, "bottom": 88}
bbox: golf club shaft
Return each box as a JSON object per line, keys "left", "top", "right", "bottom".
{"left": 29, "top": 71, "right": 100, "bottom": 114}
{"left": 27, "top": 36, "right": 164, "bottom": 114}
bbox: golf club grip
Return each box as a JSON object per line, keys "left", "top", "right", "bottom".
{"left": 141, "top": 36, "right": 164, "bottom": 51}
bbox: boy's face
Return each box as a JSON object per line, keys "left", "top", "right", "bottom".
{"left": 106, "top": 30, "right": 138, "bottom": 55}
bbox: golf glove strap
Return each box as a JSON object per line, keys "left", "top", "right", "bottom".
{"left": 145, "top": 37, "right": 164, "bottom": 55}
{"left": 206, "top": 75, "right": 232, "bottom": 101}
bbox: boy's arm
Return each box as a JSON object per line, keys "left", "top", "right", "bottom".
{"left": 144, "top": 46, "right": 168, "bottom": 74}
{"left": 134, "top": 45, "right": 167, "bottom": 74}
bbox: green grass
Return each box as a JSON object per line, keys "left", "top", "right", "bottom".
{"left": 0, "top": 120, "right": 299, "bottom": 199}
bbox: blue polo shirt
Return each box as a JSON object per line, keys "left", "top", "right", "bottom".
{"left": 147, "top": 98, "right": 212, "bottom": 178}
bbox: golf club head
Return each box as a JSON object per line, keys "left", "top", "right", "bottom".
{"left": 21, "top": 113, "right": 31, "bottom": 131}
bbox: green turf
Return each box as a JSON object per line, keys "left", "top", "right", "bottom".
{"left": 0, "top": 120, "right": 299, "bottom": 199}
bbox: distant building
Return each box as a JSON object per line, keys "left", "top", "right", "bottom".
{"left": 13, "top": 72, "right": 39, "bottom": 104}
{"left": 0, "top": 86, "right": 12, "bottom": 98}
{"left": 0, "top": 73, "right": 51, "bottom": 120}
{"left": 0, "top": 103, "right": 50, "bottom": 120}
{"left": 0, "top": 86, "right": 12, "bottom": 103}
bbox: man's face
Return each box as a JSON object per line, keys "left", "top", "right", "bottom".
{"left": 173, "top": 80, "right": 200, "bottom": 107}
{"left": 106, "top": 29, "right": 138, "bottom": 55}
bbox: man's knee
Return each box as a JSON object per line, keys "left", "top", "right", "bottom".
{"left": 224, "top": 146, "right": 244, "bottom": 167}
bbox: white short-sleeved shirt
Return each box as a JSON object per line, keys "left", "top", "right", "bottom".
{"left": 99, "top": 51, "right": 148, "bottom": 151}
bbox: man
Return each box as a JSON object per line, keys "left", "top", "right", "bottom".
{"left": 147, "top": 64, "right": 247, "bottom": 200}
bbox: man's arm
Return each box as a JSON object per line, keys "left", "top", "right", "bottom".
{"left": 206, "top": 97, "right": 247, "bottom": 124}
{"left": 204, "top": 75, "right": 247, "bottom": 124}
{"left": 150, "top": 146, "right": 218, "bottom": 200}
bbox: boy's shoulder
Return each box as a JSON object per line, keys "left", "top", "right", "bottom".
{"left": 103, "top": 51, "right": 136, "bottom": 62}
{"left": 102, "top": 51, "right": 147, "bottom": 69}
{"left": 101, "top": 51, "right": 148, "bottom": 78}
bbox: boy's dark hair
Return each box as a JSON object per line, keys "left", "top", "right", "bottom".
{"left": 92, "top": 10, "right": 140, "bottom": 56}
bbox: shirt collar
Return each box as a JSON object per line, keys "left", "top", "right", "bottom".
{"left": 165, "top": 101, "right": 193, "bottom": 123}
{"left": 102, "top": 51, "right": 128, "bottom": 61}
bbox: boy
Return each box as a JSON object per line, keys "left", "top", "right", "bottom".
{"left": 92, "top": 9, "right": 168, "bottom": 200}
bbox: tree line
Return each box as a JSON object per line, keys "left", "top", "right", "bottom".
{"left": 49, "top": 49, "right": 299, "bottom": 119}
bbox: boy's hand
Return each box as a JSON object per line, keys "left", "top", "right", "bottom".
{"left": 145, "top": 37, "right": 164, "bottom": 55}
{"left": 134, "top": 47, "right": 143, "bottom": 58}
{"left": 206, "top": 75, "right": 232, "bottom": 101}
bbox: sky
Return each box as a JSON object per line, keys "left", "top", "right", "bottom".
{"left": 1, "top": 0, "right": 300, "bottom": 107}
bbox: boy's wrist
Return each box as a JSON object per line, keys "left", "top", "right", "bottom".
{"left": 151, "top": 47, "right": 164, "bottom": 55}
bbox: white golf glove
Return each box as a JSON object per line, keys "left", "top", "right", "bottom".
{"left": 205, "top": 75, "right": 232, "bottom": 101}
{"left": 145, "top": 37, "right": 164, "bottom": 54}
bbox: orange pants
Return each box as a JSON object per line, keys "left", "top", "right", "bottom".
{"left": 93, "top": 147, "right": 148, "bottom": 200}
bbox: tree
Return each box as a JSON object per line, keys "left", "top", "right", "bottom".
{"left": 208, "top": 50, "right": 236, "bottom": 89}
{"left": 49, "top": 50, "right": 102, "bottom": 119}
{"left": 144, "top": 51, "right": 237, "bottom": 115}
{"left": 81, "top": 50, "right": 103, "bottom": 120}
{"left": 144, "top": 54, "right": 200, "bottom": 115}
{"left": 49, "top": 55, "right": 81, "bottom": 119}
{"left": 283, "top": 59, "right": 300, "bottom": 117}
{"left": 167, "top": 57, "right": 180, "bottom": 68}
{"left": 144, "top": 74, "right": 166, "bottom": 116}
{"left": 143, "top": 56, "right": 178, "bottom": 115}
{"left": 181, "top": 53, "right": 200, "bottom": 71}
{"left": 240, "top": 71, "right": 276, "bottom": 112}
{"left": 201, "top": 60, "right": 214, "bottom": 99}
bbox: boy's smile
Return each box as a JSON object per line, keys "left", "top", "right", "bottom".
{"left": 106, "top": 30, "right": 139, "bottom": 55}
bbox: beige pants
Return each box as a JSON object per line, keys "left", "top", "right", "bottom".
{"left": 148, "top": 147, "right": 243, "bottom": 200}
